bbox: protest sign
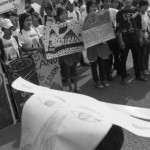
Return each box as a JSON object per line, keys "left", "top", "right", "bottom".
{"left": 0, "top": 0, "right": 17, "bottom": 14}
{"left": 82, "top": 10, "right": 116, "bottom": 48}
{"left": 43, "top": 20, "right": 84, "bottom": 59}
{"left": 4, "top": 57, "right": 39, "bottom": 117}
{"left": 32, "top": 52, "right": 62, "bottom": 90}
{"left": 0, "top": 63, "right": 16, "bottom": 130}
{"left": 12, "top": 78, "right": 150, "bottom": 150}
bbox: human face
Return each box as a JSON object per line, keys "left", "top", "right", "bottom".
{"left": 31, "top": 15, "right": 38, "bottom": 26}
{"left": 111, "top": 0, "right": 119, "bottom": 8}
{"left": 45, "top": 7, "right": 53, "bottom": 17}
{"left": 140, "top": 5, "right": 148, "bottom": 13}
{"left": 3, "top": 27, "right": 13, "bottom": 37}
{"left": 89, "top": 3, "right": 97, "bottom": 13}
{"left": 103, "top": 0, "right": 111, "bottom": 9}
{"left": 59, "top": 10, "right": 67, "bottom": 23}
{"left": 23, "top": 16, "right": 32, "bottom": 29}
{"left": 9, "top": 16, "right": 18, "bottom": 29}
{"left": 67, "top": 3, "right": 74, "bottom": 12}
{"left": 123, "top": 0, "right": 132, "bottom": 7}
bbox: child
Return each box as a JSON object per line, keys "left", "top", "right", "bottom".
{"left": 0, "top": 19, "right": 20, "bottom": 63}
{"left": 57, "top": 7, "right": 81, "bottom": 92}
{"left": 31, "top": 11, "right": 45, "bottom": 35}
{"left": 18, "top": 13, "right": 44, "bottom": 55}
{"left": 116, "top": 0, "right": 147, "bottom": 85}
{"left": 86, "top": 0, "right": 112, "bottom": 88}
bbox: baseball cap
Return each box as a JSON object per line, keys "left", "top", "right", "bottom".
{"left": 1, "top": 19, "right": 14, "bottom": 29}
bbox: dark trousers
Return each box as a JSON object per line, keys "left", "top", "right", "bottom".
{"left": 140, "top": 44, "right": 150, "bottom": 71}
{"left": 120, "top": 34, "right": 141, "bottom": 78}
{"left": 107, "top": 38, "right": 121, "bottom": 73}
{"left": 91, "top": 57, "right": 109, "bottom": 82}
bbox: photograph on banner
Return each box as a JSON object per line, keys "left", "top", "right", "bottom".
{"left": 32, "top": 52, "right": 63, "bottom": 90}
{"left": 82, "top": 10, "right": 116, "bottom": 49}
{"left": 0, "top": 0, "right": 17, "bottom": 14}
{"left": 43, "top": 20, "right": 84, "bottom": 59}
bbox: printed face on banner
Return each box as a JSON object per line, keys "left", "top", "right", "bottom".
{"left": 43, "top": 20, "right": 84, "bottom": 59}
{"left": 12, "top": 78, "right": 150, "bottom": 150}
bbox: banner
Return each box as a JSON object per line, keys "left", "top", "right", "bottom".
{"left": 82, "top": 10, "right": 116, "bottom": 48}
{"left": 0, "top": 0, "right": 17, "bottom": 14}
{"left": 12, "top": 78, "right": 150, "bottom": 150}
{"left": 0, "top": 63, "right": 16, "bottom": 130}
{"left": 4, "top": 57, "right": 39, "bottom": 117}
{"left": 43, "top": 20, "right": 84, "bottom": 59}
{"left": 32, "top": 52, "right": 63, "bottom": 90}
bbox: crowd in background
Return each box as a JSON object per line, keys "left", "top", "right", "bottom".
{"left": 0, "top": 0, "right": 150, "bottom": 93}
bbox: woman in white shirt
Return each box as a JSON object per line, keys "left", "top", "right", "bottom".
{"left": 18, "top": 13, "right": 44, "bottom": 56}
{"left": 139, "top": 0, "right": 150, "bottom": 75}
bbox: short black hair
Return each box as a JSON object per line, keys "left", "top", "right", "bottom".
{"left": 138, "top": 0, "right": 149, "bottom": 7}
{"left": 86, "top": 0, "right": 96, "bottom": 14}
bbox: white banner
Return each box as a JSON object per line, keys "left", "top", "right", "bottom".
{"left": 0, "top": 0, "right": 17, "bottom": 14}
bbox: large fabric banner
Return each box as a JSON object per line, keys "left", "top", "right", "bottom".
{"left": 0, "top": 0, "right": 17, "bottom": 14}
{"left": 43, "top": 20, "right": 84, "bottom": 59}
{"left": 82, "top": 10, "right": 116, "bottom": 48}
{"left": 12, "top": 78, "right": 150, "bottom": 150}
{"left": 32, "top": 52, "right": 63, "bottom": 90}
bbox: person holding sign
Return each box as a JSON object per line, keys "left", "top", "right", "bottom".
{"left": 57, "top": 7, "right": 81, "bottom": 93}
{"left": 18, "top": 13, "right": 44, "bottom": 56}
{"left": 86, "top": 0, "right": 112, "bottom": 88}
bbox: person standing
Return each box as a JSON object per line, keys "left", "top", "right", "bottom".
{"left": 116, "top": 0, "right": 147, "bottom": 85}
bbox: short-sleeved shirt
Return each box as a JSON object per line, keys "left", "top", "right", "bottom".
{"left": 19, "top": 27, "right": 42, "bottom": 49}
{"left": 1, "top": 36, "right": 20, "bottom": 61}
{"left": 116, "top": 7, "right": 142, "bottom": 34}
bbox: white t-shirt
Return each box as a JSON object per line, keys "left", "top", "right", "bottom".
{"left": 31, "top": 3, "right": 41, "bottom": 14}
{"left": 18, "top": 27, "right": 42, "bottom": 49}
{"left": 141, "top": 12, "right": 150, "bottom": 32}
{"left": 108, "top": 8, "right": 118, "bottom": 28}
{"left": 1, "top": 36, "right": 20, "bottom": 61}
{"left": 67, "top": 10, "right": 82, "bottom": 21}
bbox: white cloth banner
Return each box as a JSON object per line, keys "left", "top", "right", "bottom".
{"left": 12, "top": 78, "right": 150, "bottom": 150}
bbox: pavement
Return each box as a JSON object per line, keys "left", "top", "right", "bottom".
{"left": 0, "top": 52, "right": 150, "bottom": 150}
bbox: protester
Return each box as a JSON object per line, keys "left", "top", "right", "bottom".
{"left": 9, "top": 12, "right": 20, "bottom": 37}
{"left": 0, "top": 19, "right": 20, "bottom": 63}
{"left": 139, "top": 0, "right": 150, "bottom": 75}
{"left": 25, "top": 0, "right": 41, "bottom": 14}
{"left": 31, "top": 11, "right": 45, "bottom": 35}
{"left": 40, "top": 0, "right": 57, "bottom": 26}
{"left": 18, "top": 13, "right": 44, "bottom": 56}
{"left": 116, "top": 0, "right": 147, "bottom": 85}
{"left": 86, "top": 0, "right": 112, "bottom": 88}
{"left": 57, "top": 7, "right": 81, "bottom": 92}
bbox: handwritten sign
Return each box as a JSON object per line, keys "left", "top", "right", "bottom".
{"left": 12, "top": 78, "right": 150, "bottom": 150}
{"left": 0, "top": 63, "right": 15, "bottom": 130}
{"left": 82, "top": 10, "right": 115, "bottom": 48}
{"left": 32, "top": 52, "right": 62, "bottom": 90}
{"left": 43, "top": 20, "right": 84, "bottom": 59}
{"left": 4, "top": 57, "right": 39, "bottom": 117}
{"left": 0, "top": 0, "right": 17, "bottom": 14}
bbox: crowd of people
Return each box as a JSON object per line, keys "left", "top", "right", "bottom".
{"left": 0, "top": 0, "right": 150, "bottom": 93}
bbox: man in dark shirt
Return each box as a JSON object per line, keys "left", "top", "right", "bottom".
{"left": 116, "top": 0, "right": 147, "bottom": 85}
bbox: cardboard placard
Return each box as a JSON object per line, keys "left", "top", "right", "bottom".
{"left": 0, "top": 0, "right": 17, "bottom": 14}
{"left": 43, "top": 20, "right": 84, "bottom": 59}
{"left": 82, "top": 10, "right": 115, "bottom": 48}
{"left": 32, "top": 52, "right": 62, "bottom": 90}
{"left": 4, "top": 57, "right": 39, "bottom": 117}
{"left": 0, "top": 63, "right": 16, "bottom": 131}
